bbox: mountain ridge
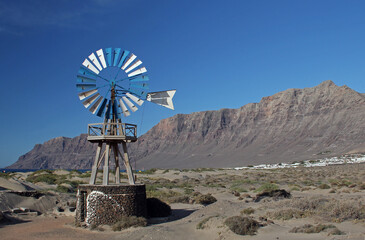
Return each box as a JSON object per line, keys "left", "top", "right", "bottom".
{"left": 8, "top": 80, "right": 365, "bottom": 169}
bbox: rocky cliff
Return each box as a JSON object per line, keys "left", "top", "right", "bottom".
{"left": 8, "top": 80, "right": 365, "bottom": 169}
{"left": 9, "top": 134, "right": 95, "bottom": 169}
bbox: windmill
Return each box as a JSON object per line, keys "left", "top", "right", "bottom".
{"left": 77, "top": 48, "right": 176, "bottom": 185}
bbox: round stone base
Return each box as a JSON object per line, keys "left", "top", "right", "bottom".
{"left": 75, "top": 184, "right": 146, "bottom": 225}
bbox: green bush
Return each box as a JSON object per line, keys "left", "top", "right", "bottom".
{"left": 78, "top": 172, "right": 91, "bottom": 178}
{"left": 0, "top": 172, "right": 13, "bottom": 179}
{"left": 224, "top": 216, "right": 259, "bottom": 235}
{"left": 230, "top": 180, "right": 251, "bottom": 193}
{"left": 112, "top": 216, "right": 147, "bottom": 231}
{"left": 26, "top": 173, "right": 59, "bottom": 184}
{"left": 254, "top": 183, "right": 279, "bottom": 193}
{"left": 56, "top": 185, "right": 71, "bottom": 193}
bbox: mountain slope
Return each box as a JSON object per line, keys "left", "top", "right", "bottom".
{"left": 8, "top": 80, "right": 365, "bottom": 169}
{"left": 9, "top": 135, "right": 95, "bottom": 169}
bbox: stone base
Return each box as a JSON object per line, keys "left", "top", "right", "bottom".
{"left": 75, "top": 184, "right": 146, "bottom": 225}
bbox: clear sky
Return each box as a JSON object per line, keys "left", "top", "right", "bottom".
{"left": 0, "top": 0, "right": 364, "bottom": 168}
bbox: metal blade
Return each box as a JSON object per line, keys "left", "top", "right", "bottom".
{"left": 82, "top": 59, "right": 99, "bottom": 74}
{"left": 128, "top": 67, "right": 147, "bottom": 77}
{"left": 119, "top": 98, "right": 130, "bottom": 117}
{"left": 78, "top": 89, "right": 98, "bottom": 100}
{"left": 96, "top": 49, "right": 107, "bottom": 68}
{"left": 146, "top": 90, "right": 176, "bottom": 110}
{"left": 118, "top": 50, "right": 130, "bottom": 68}
{"left": 77, "top": 75, "right": 96, "bottom": 83}
{"left": 88, "top": 53, "right": 103, "bottom": 71}
{"left": 77, "top": 83, "right": 96, "bottom": 91}
{"left": 126, "top": 92, "right": 144, "bottom": 106}
{"left": 96, "top": 99, "right": 108, "bottom": 117}
{"left": 125, "top": 60, "right": 142, "bottom": 73}
{"left": 78, "top": 66, "right": 98, "bottom": 78}
{"left": 128, "top": 88, "right": 147, "bottom": 98}
{"left": 105, "top": 48, "right": 112, "bottom": 67}
{"left": 129, "top": 75, "right": 149, "bottom": 82}
{"left": 89, "top": 96, "right": 103, "bottom": 114}
{"left": 82, "top": 93, "right": 100, "bottom": 108}
{"left": 122, "top": 54, "right": 136, "bottom": 70}
{"left": 122, "top": 96, "right": 138, "bottom": 112}
{"left": 130, "top": 82, "right": 149, "bottom": 90}
{"left": 113, "top": 48, "right": 122, "bottom": 67}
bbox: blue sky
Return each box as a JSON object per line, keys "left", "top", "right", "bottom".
{"left": 0, "top": 0, "right": 365, "bottom": 167}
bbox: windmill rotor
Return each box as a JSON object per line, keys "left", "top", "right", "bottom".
{"left": 76, "top": 48, "right": 175, "bottom": 119}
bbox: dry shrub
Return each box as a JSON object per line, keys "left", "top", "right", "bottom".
{"left": 270, "top": 197, "right": 365, "bottom": 222}
{"left": 194, "top": 194, "right": 217, "bottom": 205}
{"left": 318, "top": 183, "right": 331, "bottom": 189}
{"left": 241, "top": 207, "right": 255, "bottom": 215}
{"left": 254, "top": 189, "right": 291, "bottom": 202}
{"left": 289, "top": 224, "right": 336, "bottom": 233}
{"left": 266, "top": 209, "right": 310, "bottom": 220}
{"left": 323, "top": 200, "right": 365, "bottom": 221}
{"left": 328, "top": 228, "right": 345, "bottom": 235}
{"left": 112, "top": 216, "right": 147, "bottom": 231}
{"left": 146, "top": 197, "right": 171, "bottom": 218}
{"left": 224, "top": 216, "right": 259, "bottom": 235}
{"left": 169, "top": 195, "right": 190, "bottom": 204}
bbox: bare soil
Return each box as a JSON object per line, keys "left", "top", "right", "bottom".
{"left": 1, "top": 163, "right": 364, "bottom": 240}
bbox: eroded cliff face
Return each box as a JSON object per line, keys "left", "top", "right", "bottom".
{"left": 8, "top": 81, "right": 365, "bottom": 169}
{"left": 9, "top": 134, "right": 95, "bottom": 169}
{"left": 130, "top": 80, "right": 365, "bottom": 169}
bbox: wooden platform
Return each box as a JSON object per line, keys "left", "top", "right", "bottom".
{"left": 87, "top": 122, "right": 138, "bottom": 143}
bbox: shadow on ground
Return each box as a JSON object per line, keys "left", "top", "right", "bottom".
{"left": 148, "top": 208, "right": 197, "bottom": 225}
{"left": 0, "top": 214, "right": 31, "bottom": 228}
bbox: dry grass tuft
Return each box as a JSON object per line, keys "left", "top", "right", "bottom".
{"left": 196, "top": 215, "right": 219, "bottom": 229}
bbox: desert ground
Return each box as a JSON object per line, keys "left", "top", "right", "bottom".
{"left": 0, "top": 162, "right": 364, "bottom": 240}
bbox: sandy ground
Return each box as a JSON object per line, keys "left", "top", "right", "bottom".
{"left": 0, "top": 164, "right": 364, "bottom": 240}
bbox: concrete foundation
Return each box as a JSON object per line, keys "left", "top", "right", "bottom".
{"left": 75, "top": 184, "right": 147, "bottom": 225}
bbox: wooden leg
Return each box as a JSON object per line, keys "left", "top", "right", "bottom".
{"left": 103, "top": 143, "right": 110, "bottom": 185}
{"left": 121, "top": 141, "right": 135, "bottom": 185}
{"left": 113, "top": 144, "right": 120, "bottom": 184}
{"left": 89, "top": 142, "right": 102, "bottom": 185}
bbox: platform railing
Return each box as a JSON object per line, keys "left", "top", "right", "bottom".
{"left": 88, "top": 123, "right": 137, "bottom": 138}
